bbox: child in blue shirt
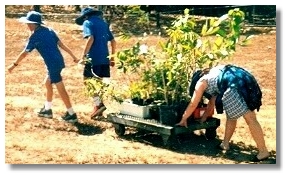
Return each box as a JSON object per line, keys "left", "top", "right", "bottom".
{"left": 76, "top": 7, "right": 116, "bottom": 119}
{"left": 7, "top": 11, "right": 79, "bottom": 123}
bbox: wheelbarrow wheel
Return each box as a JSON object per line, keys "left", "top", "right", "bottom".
{"left": 205, "top": 127, "right": 217, "bottom": 139}
{"left": 114, "top": 123, "right": 125, "bottom": 136}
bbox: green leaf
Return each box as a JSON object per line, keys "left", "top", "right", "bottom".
{"left": 210, "top": 18, "right": 215, "bottom": 26}
{"left": 201, "top": 23, "right": 207, "bottom": 36}
{"left": 214, "top": 37, "right": 223, "bottom": 47}
{"left": 206, "top": 27, "right": 214, "bottom": 35}
{"left": 184, "top": 8, "right": 190, "bottom": 15}
{"left": 220, "top": 50, "right": 229, "bottom": 56}
{"left": 216, "top": 29, "right": 226, "bottom": 37}
{"left": 207, "top": 26, "right": 219, "bottom": 35}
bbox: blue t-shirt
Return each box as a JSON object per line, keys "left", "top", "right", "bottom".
{"left": 25, "top": 26, "right": 65, "bottom": 72}
{"left": 82, "top": 16, "right": 114, "bottom": 65}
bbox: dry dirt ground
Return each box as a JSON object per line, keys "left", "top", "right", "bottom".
{"left": 5, "top": 6, "right": 276, "bottom": 165}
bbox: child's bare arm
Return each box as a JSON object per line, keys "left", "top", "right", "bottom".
{"left": 58, "top": 40, "right": 79, "bottom": 63}
{"left": 7, "top": 50, "right": 29, "bottom": 73}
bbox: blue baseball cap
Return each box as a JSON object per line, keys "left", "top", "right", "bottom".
{"left": 75, "top": 7, "right": 103, "bottom": 25}
{"left": 19, "top": 11, "right": 44, "bottom": 25}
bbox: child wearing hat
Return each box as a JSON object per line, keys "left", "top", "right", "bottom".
{"left": 76, "top": 7, "right": 116, "bottom": 119}
{"left": 7, "top": 11, "right": 79, "bottom": 123}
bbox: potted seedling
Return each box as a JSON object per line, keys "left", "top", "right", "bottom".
{"left": 86, "top": 8, "right": 251, "bottom": 125}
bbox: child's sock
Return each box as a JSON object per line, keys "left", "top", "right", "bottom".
{"left": 44, "top": 101, "right": 52, "bottom": 110}
{"left": 93, "top": 96, "right": 101, "bottom": 106}
{"left": 67, "top": 107, "right": 75, "bottom": 115}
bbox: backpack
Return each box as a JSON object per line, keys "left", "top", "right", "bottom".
{"left": 217, "top": 65, "right": 262, "bottom": 112}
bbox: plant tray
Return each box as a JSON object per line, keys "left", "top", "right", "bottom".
{"left": 119, "top": 102, "right": 153, "bottom": 119}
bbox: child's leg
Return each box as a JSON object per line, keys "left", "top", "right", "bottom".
{"left": 84, "top": 77, "right": 106, "bottom": 117}
{"left": 91, "top": 93, "right": 106, "bottom": 118}
{"left": 38, "top": 75, "right": 53, "bottom": 118}
{"left": 83, "top": 64, "right": 105, "bottom": 117}
{"left": 44, "top": 75, "right": 53, "bottom": 110}
{"left": 88, "top": 65, "right": 109, "bottom": 118}
{"left": 55, "top": 81, "right": 72, "bottom": 109}
{"left": 55, "top": 81, "right": 78, "bottom": 123}
{"left": 50, "top": 70, "right": 75, "bottom": 115}
{"left": 243, "top": 111, "right": 270, "bottom": 160}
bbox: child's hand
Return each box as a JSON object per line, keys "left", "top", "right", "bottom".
{"left": 73, "top": 58, "right": 80, "bottom": 63}
{"left": 77, "top": 59, "right": 86, "bottom": 65}
{"left": 110, "top": 60, "right": 115, "bottom": 67}
{"left": 7, "top": 64, "right": 16, "bottom": 73}
{"left": 176, "top": 118, "right": 188, "bottom": 128}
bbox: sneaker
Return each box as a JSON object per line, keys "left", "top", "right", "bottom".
{"left": 62, "top": 112, "right": 78, "bottom": 123}
{"left": 38, "top": 107, "right": 53, "bottom": 119}
{"left": 91, "top": 103, "right": 106, "bottom": 119}
{"left": 217, "top": 142, "right": 230, "bottom": 151}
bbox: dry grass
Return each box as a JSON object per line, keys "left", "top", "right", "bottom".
{"left": 5, "top": 12, "right": 276, "bottom": 165}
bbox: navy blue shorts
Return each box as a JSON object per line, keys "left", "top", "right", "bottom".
{"left": 48, "top": 69, "right": 62, "bottom": 84}
{"left": 83, "top": 62, "right": 110, "bottom": 78}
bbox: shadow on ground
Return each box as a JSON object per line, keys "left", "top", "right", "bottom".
{"left": 34, "top": 116, "right": 105, "bottom": 136}
{"left": 73, "top": 122, "right": 104, "bottom": 136}
{"left": 119, "top": 129, "right": 276, "bottom": 164}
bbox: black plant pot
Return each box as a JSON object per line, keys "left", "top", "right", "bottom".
{"left": 131, "top": 98, "right": 144, "bottom": 105}
{"left": 132, "top": 98, "right": 154, "bottom": 106}
{"left": 158, "top": 105, "right": 180, "bottom": 126}
{"left": 158, "top": 101, "right": 189, "bottom": 126}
